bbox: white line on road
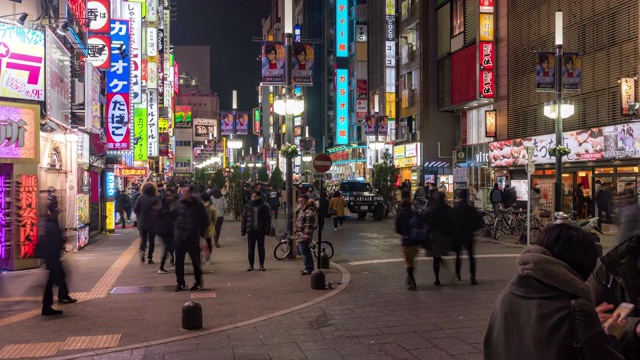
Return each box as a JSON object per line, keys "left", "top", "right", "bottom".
{"left": 348, "top": 253, "right": 519, "bottom": 266}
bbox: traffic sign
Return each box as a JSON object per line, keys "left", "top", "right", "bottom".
{"left": 313, "top": 154, "right": 332, "bottom": 173}
{"left": 314, "top": 173, "right": 332, "bottom": 181}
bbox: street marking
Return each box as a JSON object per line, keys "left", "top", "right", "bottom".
{"left": 191, "top": 292, "right": 216, "bottom": 299}
{"left": 0, "top": 296, "right": 40, "bottom": 302}
{"left": 348, "top": 253, "right": 520, "bottom": 266}
{"left": 0, "top": 342, "right": 63, "bottom": 359}
{"left": 89, "top": 334, "right": 121, "bottom": 349}
{"left": 59, "top": 336, "right": 95, "bottom": 351}
{"left": 359, "top": 233, "right": 385, "bottom": 238}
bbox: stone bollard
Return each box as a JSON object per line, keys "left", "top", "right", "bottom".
{"left": 310, "top": 269, "right": 326, "bottom": 290}
{"left": 181, "top": 301, "right": 203, "bottom": 330}
{"left": 318, "top": 248, "right": 330, "bottom": 269}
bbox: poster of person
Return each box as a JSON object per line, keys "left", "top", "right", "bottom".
{"left": 220, "top": 112, "right": 234, "bottom": 135}
{"left": 261, "top": 41, "right": 285, "bottom": 85}
{"left": 364, "top": 115, "right": 376, "bottom": 135}
{"left": 236, "top": 112, "right": 249, "bottom": 135}
{"left": 603, "top": 122, "right": 640, "bottom": 159}
{"left": 562, "top": 53, "right": 581, "bottom": 92}
{"left": 378, "top": 116, "right": 389, "bottom": 136}
{"left": 292, "top": 43, "right": 314, "bottom": 86}
{"left": 536, "top": 52, "right": 555, "bottom": 91}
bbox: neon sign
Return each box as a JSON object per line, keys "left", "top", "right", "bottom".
{"left": 105, "top": 201, "right": 115, "bottom": 231}
{"left": 106, "top": 172, "right": 115, "bottom": 197}
{"left": 0, "top": 176, "right": 6, "bottom": 259}
{"left": 336, "top": 69, "right": 349, "bottom": 144}
{"left": 67, "top": 0, "right": 88, "bottom": 32}
{"left": 17, "top": 174, "right": 38, "bottom": 259}
{"left": 335, "top": 0, "right": 348, "bottom": 57}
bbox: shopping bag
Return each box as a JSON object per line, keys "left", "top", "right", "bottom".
{"left": 200, "top": 238, "right": 211, "bottom": 259}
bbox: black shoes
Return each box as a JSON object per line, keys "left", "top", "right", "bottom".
{"left": 42, "top": 307, "right": 63, "bottom": 316}
{"left": 147, "top": 259, "right": 155, "bottom": 264}
{"left": 175, "top": 284, "right": 186, "bottom": 292}
{"left": 433, "top": 280, "right": 441, "bottom": 286}
{"left": 470, "top": 276, "right": 478, "bottom": 286}
{"left": 140, "top": 253, "right": 145, "bottom": 263}
{"left": 259, "top": 266, "right": 266, "bottom": 271}
{"left": 456, "top": 274, "right": 462, "bottom": 281}
{"left": 247, "top": 266, "right": 254, "bottom": 272}
{"left": 58, "top": 297, "right": 77, "bottom": 304}
{"left": 190, "top": 284, "right": 201, "bottom": 291}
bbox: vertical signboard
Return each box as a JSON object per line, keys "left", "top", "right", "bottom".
{"left": 106, "top": 19, "right": 131, "bottom": 150}
{"left": 0, "top": 23, "right": 45, "bottom": 101}
{"left": 16, "top": 174, "right": 38, "bottom": 259}
{"left": 123, "top": 1, "right": 142, "bottom": 104}
{"left": 335, "top": 0, "right": 348, "bottom": 57}
{"left": 336, "top": 68, "right": 349, "bottom": 144}
{"left": 85, "top": 61, "right": 102, "bottom": 132}
{"left": 87, "top": 35, "right": 111, "bottom": 69}
{"left": 485, "top": 109, "right": 496, "bottom": 137}
{"left": 621, "top": 77, "right": 636, "bottom": 115}
{"left": 45, "top": 28, "right": 72, "bottom": 125}
{"left": 87, "top": 0, "right": 110, "bottom": 33}
{"left": 163, "top": 9, "right": 171, "bottom": 107}
{"left": 385, "top": 2, "right": 396, "bottom": 95}
{"left": 478, "top": 1, "right": 495, "bottom": 99}
{"left": 148, "top": 89, "right": 159, "bottom": 156}
{"left": 134, "top": 93, "right": 147, "bottom": 161}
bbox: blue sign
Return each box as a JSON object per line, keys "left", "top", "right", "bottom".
{"left": 336, "top": 68, "right": 349, "bottom": 144}
{"left": 294, "top": 24, "right": 301, "bottom": 43}
{"left": 335, "top": 0, "right": 348, "bottom": 58}
{"left": 106, "top": 172, "right": 116, "bottom": 198}
{"left": 107, "top": 20, "right": 130, "bottom": 95}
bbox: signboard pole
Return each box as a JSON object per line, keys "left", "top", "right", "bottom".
{"left": 526, "top": 146, "right": 535, "bottom": 246}
{"left": 317, "top": 179, "right": 323, "bottom": 270}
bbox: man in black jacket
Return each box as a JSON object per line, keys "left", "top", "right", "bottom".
{"left": 452, "top": 189, "right": 481, "bottom": 285}
{"left": 241, "top": 191, "right": 271, "bottom": 271}
{"left": 173, "top": 185, "right": 209, "bottom": 291}
{"left": 133, "top": 183, "right": 160, "bottom": 264}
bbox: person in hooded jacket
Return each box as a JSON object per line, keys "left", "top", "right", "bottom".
{"left": 484, "top": 224, "right": 626, "bottom": 360}
{"left": 587, "top": 234, "right": 640, "bottom": 360}
{"left": 452, "top": 189, "right": 481, "bottom": 285}
{"left": 296, "top": 195, "right": 317, "bottom": 275}
{"left": 241, "top": 191, "right": 271, "bottom": 271}
{"left": 210, "top": 187, "right": 225, "bottom": 248}
{"left": 134, "top": 182, "right": 160, "bottom": 264}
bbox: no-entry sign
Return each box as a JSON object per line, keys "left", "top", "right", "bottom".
{"left": 313, "top": 154, "right": 332, "bottom": 173}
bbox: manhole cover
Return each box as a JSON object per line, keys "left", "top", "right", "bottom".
{"left": 110, "top": 286, "right": 153, "bottom": 294}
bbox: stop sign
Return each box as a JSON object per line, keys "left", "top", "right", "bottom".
{"left": 313, "top": 154, "right": 332, "bottom": 173}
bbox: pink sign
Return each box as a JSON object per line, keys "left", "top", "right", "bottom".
{"left": 0, "top": 24, "right": 45, "bottom": 101}
{"left": 0, "top": 102, "right": 40, "bottom": 162}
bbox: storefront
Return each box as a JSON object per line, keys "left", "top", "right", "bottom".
{"left": 454, "top": 143, "right": 493, "bottom": 208}
{"left": 394, "top": 142, "right": 422, "bottom": 192}
{"left": 489, "top": 122, "right": 640, "bottom": 215}
{"left": 327, "top": 144, "right": 367, "bottom": 181}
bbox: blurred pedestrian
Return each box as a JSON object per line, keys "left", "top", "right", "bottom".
{"left": 37, "top": 187, "right": 76, "bottom": 316}
{"left": 130, "top": 186, "right": 140, "bottom": 227}
{"left": 174, "top": 185, "right": 209, "bottom": 291}
{"left": 615, "top": 187, "right": 640, "bottom": 245}
{"left": 490, "top": 183, "right": 502, "bottom": 214}
{"left": 424, "top": 191, "right": 456, "bottom": 286}
{"left": 115, "top": 190, "right": 129, "bottom": 229}
{"left": 134, "top": 182, "right": 160, "bottom": 264}
{"left": 328, "top": 191, "right": 347, "bottom": 231}
{"left": 296, "top": 195, "right": 317, "bottom": 275}
{"left": 157, "top": 188, "right": 176, "bottom": 274}
{"left": 396, "top": 198, "right": 423, "bottom": 291}
{"left": 502, "top": 184, "right": 515, "bottom": 209}
{"left": 316, "top": 192, "right": 329, "bottom": 231}
{"left": 210, "top": 187, "right": 225, "bottom": 248}
{"left": 268, "top": 185, "right": 281, "bottom": 219}
{"left": 530, "top": 183, "right": 542, "bottom": 214}
{"left": 241, "top": 191, "right": 271, "bottom": 271}
{"left": 596, "top": 182, "right": 613, "bottom": 228}
{"left": 202, "top": 191, "right": 218, "bottom": 262}
{"left": 452, "top": 189, "right": 481, "bottom": 285}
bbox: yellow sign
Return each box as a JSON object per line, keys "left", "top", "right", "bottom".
{"left": 479, "top": 13, "right": 495, "bottom": 42}
{"left": 159, "top": 118, "right": 169, "bottom": 132}
{"left": 106, "top": 201, "right": 115, "bottom": 231}
{"left": 386, "top": 0, "right": 395, "bottom": 15}
{"left": 385, "top": 93, "right": 396, "bottom": 118}
{"left": 394, "top": 145, "right": 405, "bottom": 159}
{"left": 396, "top": 157, "right": 417, "bottom": 168}
{"left": 116, "top": 168, "right": 147, "bottom": 177}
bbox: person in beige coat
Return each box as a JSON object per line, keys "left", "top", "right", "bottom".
{"left": 484, "top": 223, "right": 626, "bottom": 360}
{"left": 202, "top": 194, "right": 217, "bottom": 262}
{"left": 328, "top": 191, "right": 347, "bottom": 231}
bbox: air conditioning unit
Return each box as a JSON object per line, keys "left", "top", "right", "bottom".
{"left": 71, "top": 78, "right": 85, "bottom": 105}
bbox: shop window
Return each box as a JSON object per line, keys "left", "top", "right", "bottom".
{"left": 533, "top": 170, "right": 545, "bottom": 175}
{"left": 452, "top": 0, "right": 464, "bottom": 36}
{"left": 617, "top": 166, "right": 638, "bottom": 173}
{"left": 595, "top": 167, "right": 614, "bottom": 174}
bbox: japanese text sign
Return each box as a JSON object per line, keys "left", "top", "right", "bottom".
{"left": 621, "top": 78, "right": 636, "bottom": 115}
{"left": 87, "top": 0, "right": 110, "bottom": 33}
{"left": 0, "top": 23, "right": 45, "bottom": 101}
{"left": 193, "top": 119, "right": 217, "bottom": 141}
{"left": 134, "top": 93, "right": 147, "bottom": 161}
{"left": 174, "top": 106, "right": 193, "bottom": 128}
{"left": 479, "top": 42, "right": 494, "bottom": 70}
{"left": 107, "top": 20, "right": 130, "bottom": 94}
{"left": 105, "top": 172, "right": 115, "bottom": 197}
{"left": 479, "top": 13, "right": 494, "bottom": 41}
{"left": 336, "top": 68, "right": 349, "bottom": 144}
{"left": 0, "top": 102, "right": 40, "bottom": 163}
{"left": 485, "top": 109, "right": 496, "bottom": 137}
{"left": 336, "top": 0, "right": 348, "bottom": 57}
{"left": 0, "top": 175, "right": 7, "bottom": 260}
{"left": 87, "top": 35, "right": 110, "bottom": 69}
{"left": 122, "top": 1, "right": 142, "bottom": 103}
{"left": 45, "top": 28, "right": 71, "bottom": 126}
{"left": 148, "top": 89, "right": 159, "bottom": 156}
{"left": 16, "top": 174, "right": 38, "bottom": 259}
{"left": 106, "top": 93, "right": 131, "bottom": 150}
{"left": 86, "top": 61, "right": 102, "bottom": 131}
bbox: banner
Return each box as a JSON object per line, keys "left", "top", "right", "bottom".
{"left": 0, "top": 102, "right": 40, "bottom": 163}
{"left": 292, "top": 43, "right": 314, "bottom": 86}
{"left": 336, "top": 0, "right": 348, "bottom": 57}
{"left": 536, "top": 52, "right": 555, "bottom": 92}
{"left": 261, "top": 41, "right": 285, "bottom": 85}
{"left": 485, "top": 109, "right": 496, "bottom": 138}
{"left": 123, "top": 1, "right": 142, "bottom": 103}
{"left": 220, "top": 112, "right": 234, "bottom": 135}
{"left": 0, "top": 23, "right": 45, "bottom": 101}
{"left": 621, "top": 77, "right": 636, "bottom": 115}
{"left": 106, "top": 93, "right": 131, "bottom": 150}
{"left": 562, "top": 53, "right": 581, "bottom": 92}
{"left": 147, "top": 89, "right": 158, "bottom": 156}
{"left": 45, "top": 28, "right": 71, "bottom": 125}
{"left": 364, "top": 116, "right": 376, "bottom": 136}
{"left": 174, "top": 106, "right": 192, "bottom": 128}
{"left": 236, "top": 112, "right": 249, "bottom": 135}
{"left": 603, "top": 123, "right": 640, "bottom": 160}
{"left": 85, "top": 61, "right": 102, "bottom": 132}
{"left": 87, "top": 0, "right": 110, "bottom": 33}
{"left": 134, "top": 94, "right": 147, "bottom": 161}
{"left": 336, "top": 68, "right": 349, "bottom": 144}
{"left": 193, "top": 119, "right": 217, "bottom": 141}
{"left": 378, "top": 116, "right": 389, "bottom": 136}
{"left": 159, "top": 132, "right": 169, "bottom": 156}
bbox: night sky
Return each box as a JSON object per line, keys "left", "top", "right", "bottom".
{"left": 173, "top": 0, "right": 270, "bottom": 112}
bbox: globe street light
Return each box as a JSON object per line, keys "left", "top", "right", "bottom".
{"left": 302, "top": 151, "right": 313, "bottom": 162}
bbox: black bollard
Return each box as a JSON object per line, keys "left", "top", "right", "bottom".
{"left": 181, "top": 301, "right": 203, "bottom": 330}
{"left": 318, "top": 248, "right": 330, "bottom": 269}
{"left": 310, "top": 269, "right": 326, "bottom": 290}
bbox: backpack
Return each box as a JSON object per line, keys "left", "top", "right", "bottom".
{"left": 409, "top": 215, "right": 428, "bottom": 241}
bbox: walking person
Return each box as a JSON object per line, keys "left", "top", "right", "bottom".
{"left": 202, "top": 192, "right": 218, "bottom": 262}
{"left": 157, "top": 188, "right": 176, "bottom": 274}
{"left": 37, "top": 187, "right": 76, "bottom": 316}
{"left": 396, "top": 198, "right": 424, "bottom": 291}
{"left": 530, "top": 183, "right": 542, "bottom": 214}
{"left": 489, "top": 183, "right": 502, "bottom": 215}
{"left": 133, "top": 182, "right": 160, "bottom": 264}
{"left": 452, "top": 189, "right": 481, "bottom": 285}
{"left": 268, "top": 185, "right": 281, "bottom": 219}
{"left": 596, "top": 182, "right": 613, "bottom": 228}
{"left": 241, "top": 191, "right": 271, "bottom": 271}
{"left": 328, "top": 191, "right": 347, "bottom": 231}
{"left": 115, "top": 190, "right": 129, "bottom": 229}
{"left": 130, "top": 186, "right": 140, "bottom": 227}
{"left": 173, "top": 185, "right": 209, "bottom": 291}
{"left": 316, "top": 192, "right": 329, "bottom": 231}
{"left": 424, "top": 191, "right": 456, "bottom": 286}
{"left": 296, "top": 195, "right": 317, "bottom": 275}
{"left": 210, "top": 187, "right": 225, "bottom": 248}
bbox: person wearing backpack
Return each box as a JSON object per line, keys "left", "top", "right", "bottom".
{"left": 396, "top": 198, "right": 424, "bottom": 291}
{"left": 452, "top": 189, "right": 482, "bottom": 285}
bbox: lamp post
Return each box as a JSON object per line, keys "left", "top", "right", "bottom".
{"left": 227, "top": 90, "right": 243, "bottom": 163}
{"left": 369, "top": 95, "right": 384, "bottom": 182}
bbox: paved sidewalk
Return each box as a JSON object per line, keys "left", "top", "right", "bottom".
{"left": 0, "top": 220, "right": 346, "bottom": 359}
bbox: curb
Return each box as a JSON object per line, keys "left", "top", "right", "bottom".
{"left": 50, "top": 261, "right": 351, "bottom": 360}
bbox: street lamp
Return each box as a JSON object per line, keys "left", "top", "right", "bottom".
{"left": 302, "top": 151, "right": 313, "bottom": 162}
{"left": 226, "top": 90, "right": 243, "bottom": 163}
{"left": 368, "top": 95, "right": 385, "bottom": 181}
{"left": 543, "top": 11, "right": 575, "bottom": 213}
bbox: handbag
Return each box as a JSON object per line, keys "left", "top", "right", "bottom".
{"left": 569, "top": 299, "right": 584, "bottom": 360}
{"left": 328, "top": 208, "right": 337, "bottom": 216}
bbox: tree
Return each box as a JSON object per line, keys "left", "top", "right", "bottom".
{"left": 228, "top": 165, "right": 244, "bottom": 220}
{"left": 270, "top": 166, "right": 284, "bottom": 190}
{"left": 211, "top": 169, "right": 225, "bottom": 190}
{"left": 373, "top": 149, "right": 399, "bottom": 213}
{"left": 242, "top": 166, "right": 252, "bottom": 181}
{"left": 195, "top": 167, "right": 207, "bottom": 185}
{"left": 257, "top": 166, "right": 269, "bottom": 182}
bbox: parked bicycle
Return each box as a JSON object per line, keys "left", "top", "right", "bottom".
{"left": 273, "top": 232, "right": 334, "bottom": 260}
{"left": 475, "top": 209, "right": 495, "bottom": 236}
{"left": 384, "top": 200, "right": 399, "bottom": 217}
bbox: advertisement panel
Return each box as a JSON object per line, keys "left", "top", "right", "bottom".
{"left": 105, "top": 201, "right": 115, "bottom": 231}
{"left": 159, "top": 132, "right": 169, "bottom": 156}
{"left": 147, "top": 27, "right": 158, "bottom": 57}
{"left": 0, "top": 102, "right": 40, "bottom": 163}
{"left": 133, "top": 94, "right": 147, "bottom": 161}
{"left": 478, "top": 13, "right": 494, "bottom": 41}
{"left": 193, "top": 119, "right": 217, "bottom": 142}
{"left": 603, "top": 123, "right": 640, "bottom": 160}
{"left": 0, "top": 23, "right": 45, "bottom": 101}
{"left": 385, "top": 93, "right": 396, "bottom": 118}
{"left": 87, "top": 0, "right": 110, "bottom": 33}
{"left": 364, "top": 116, "right": 376, "bottom": 136}
{"left": 122, "top": 1, "right": 142, "bottom": 103}
{"left": 356, "top": 80, "right": 368, "bottom": 99}
{"left": 336, "top": 0, "right": 348, "bottom": 57}
{"left": 221, "top": 112, "right": 234, "bottom": 135}
{"left": 106, "top": 93, "right": 131, "bottom": 150}
{"left": 236, "top": 112, "right": 249, "bottom": 135}
{"left": 174, "top": 106, "right": 193, "bottom": 128}
{"left": 536, "top": 52, "right": 555, "bottom": 92}
{"left": 85, "top": 62, "right": 102, "bottom": 132}
{"left": 562, "top": 53, "right": 581, "bottom": 92}
{"left": 485, "top": 109, "right": 496, "bottom": 138}
{"left": 378, "top": 116, "right": 389, "bottom": 136}
{"left": 356, "top": 100, "right": 368, "bottom": 120}
{"left": 253, "top": 108, "right": 261, "bottom": 135}
{"left": 105, "top": 172, "right": 116, "bottom": 197}
{"left": 87, "top": 35, "right": 111, "bottom": 69}
{"left": 261, "top": 41, "right": 285, "bottom": 85}
{"left": 16, "top": 174, "right": 38, "bottom": 259}
{"left": 336, "top": 68, "right": 349, "bottom": 144}
{"left": 147, "top": 89, "right": 158, "bottom": 156}
{"left": 621, "top": 77, "right": 636, "bottom": 115}
{"left": 292, "top": 43, "right": 314, "bottom": 86}
{"left": 107, "top": 20, "right": 130, "bottom": 95}
{"left": 479, "top": 70, "right": 495, "bottom": 98}
{"left": 45, "top": 28, "right": 71, "bottom": 125}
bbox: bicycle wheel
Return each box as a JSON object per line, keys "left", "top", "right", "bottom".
{"left": 319, "top": 241, "right": 334, "bottom": 259}
{"left": 274, "top": 242, "right": 291, "bottom": 260}
{"left": 492, "top": 219, "right": 503, "bottom": 239}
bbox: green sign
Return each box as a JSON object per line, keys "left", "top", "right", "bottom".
{"left": 253, "top": 107, "right": 260, "bottom": 122}
{"left": 134, "top": 103, "right": 148, "bottom": 161}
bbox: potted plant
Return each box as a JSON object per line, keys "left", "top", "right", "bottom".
{"left": 549, "top": 145, "right": 571, "bottom": 158}
{"left": 280, "top": 144, "right": 300, "bottom": 159}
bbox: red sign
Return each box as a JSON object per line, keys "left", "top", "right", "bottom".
{"left": 479, "top": 42, "right": 494, "bottom": 70}
{"left": 329, "top": 151, "right": 348, "bottom": 162}
{"left": 173, "top": 61, "right": 179, "bottom": 94}
{"left": 67, "top": 0, "right": 88, "bottom": 33}
{"left": 313, "top": 154, "right": 333, "bottom": 173}
{"left": 87, "top": 0, "right": 110, "bottom": 33}
{"left": 17, "top": 174, "right": 38, "bottom": 259}
{"left": 480, "top": 70, "right": 495, "bottom": 98}
{"left": 106, "top": 93, "right": 131, "bottom": 150}
{"left": 356, "top": 80, "right": 368, "bottom": 99}
{"left": 87, "top": 35, "right": 111, "bottom": 70}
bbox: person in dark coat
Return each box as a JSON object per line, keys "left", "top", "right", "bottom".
{"left": 268, "top": 185, "right": 281, "bottom": 219}
{"left": 452, "top": 189, "right": 481, "bottom": 285}
{"left": 39, "top": 187, "right": 76, "bottom": 316}
{"left": 424, "top": 191, "right": 456, "bottom": 286}
{"left": 134, "top": 182, "right": 160, "bottom": 264}
{"left": 396, "top": 198, "right": 422, "bottom": 291}
{"left": 157, "top": 189, "right": 176, "bottom": 274}
{"left": 129, "top": 187, "right": 140, "bottom": 226}
{"left": 115, "top": 190, "right": 129, "bottom": 229}
{"left": 173, "top": 185, "right": 209, "bottom": 291}
{"left": 587, "top": 235, "right": 640, "bottom": 360}
{"left": 241, "top": 191, "right": 271, "bottom": 271}
{"left": 501, "top": 184, "right": 515, "bottom": 209}
{"left": 317, "top": 192, "right": 329, "bottom": 231}
{"left": 484, "top": 224, "right": 626, "bottom": 360}
{"left": 596, "top": 182, "right": 613, "bottom": 228}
